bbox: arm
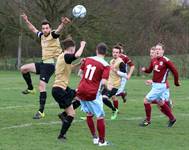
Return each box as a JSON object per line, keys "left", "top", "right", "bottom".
{"left": 55, "top": 17, "right": 71, "bottom": 34}
{"left": 21, "top": 13, "right": 39, "bottom": 34}
{"left": 166, "top": 61, "right": 180, "bottom": 86}
{"left": 141, "top": 61, "right": 153, "bottom": 73}
{"left": 75, "top": 41, "right": 86, "bottom": 58}
{"left": 116, "top": 62, "right": 127, "bottom": 78}
{"left": 127, "top": 65, "right": 135, "bottom": 80}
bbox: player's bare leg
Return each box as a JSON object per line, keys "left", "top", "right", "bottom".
{"left": 20, "top": 63, "right": 36, "bottom": 94}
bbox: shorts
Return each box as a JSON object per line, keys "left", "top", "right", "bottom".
{"left": 35, "top": 62, "right": 55, "bottom": 83}
{"left": 80, "top": 92, "right": 105, "bottom": 118}
{"left": 116, "top": 78, "right": 127, "bottom": 95}
{"left": 52, "top": 86, "right": 76, "bottom": 109}
{"left": 146, "top": 82, "right": 168, "bottom": 102}
{"left": 102, "top": 88, "right": 118, "bottom": 98}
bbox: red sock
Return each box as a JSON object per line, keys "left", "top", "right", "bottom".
{"left": 144, "top": 103, "right": 151, "bottom": 122}
{"left": 97, "top": 118, "right": 105, "bottom": 143}
{"left": 160, "top": 103, "right": 175, "bottom": 121}
{"left": 86, "top": 116, "right": 96, "bottom": 137}
{"left": 113, "top": 100, "right": 119, "bottom": 109}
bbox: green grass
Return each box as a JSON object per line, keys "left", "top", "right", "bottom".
{"left": 0, "top": 71, "right": 189, "bottom": 150}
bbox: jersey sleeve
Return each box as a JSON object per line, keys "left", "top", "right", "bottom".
{"left": 124, "top": 56, "right": 134, "bottom": 67}
{"left": 166, "top": 60, "right": 179, "bottom": 85}
{"left": 145, "top": 60, "right": 153, "bottom": 73}
{"left": 102, "top": 66, "right": 110, "bottom": 79}
{"left": 51, "top": 30, "right": 60, "bottom": 39}
{"left": 119, "top": 62, "right": 126, "bottom": 73}
{"left": 64, "top": 54, "right": 77, "bottom": 64}
{"left": 36, "top": 31, "right": 43, "bottom": 38}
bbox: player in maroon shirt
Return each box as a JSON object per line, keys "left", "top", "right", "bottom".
{"left": 140, "top": 43, "right": 180, "bottom": 127}
{"left": 76, "top": 43, "right": 111, "bottom": 146}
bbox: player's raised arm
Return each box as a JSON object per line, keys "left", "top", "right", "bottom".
{"left": 55, "top": 17, "right": 71, "bottom": 34}
{"left": 21, "top": 13, "right": 39, "bottom": 34}
{"left": 127, "top": 65, "right": 135, "bottom": 80}
{"left": 75, "top": 41, "right": 86, "bottom": 58}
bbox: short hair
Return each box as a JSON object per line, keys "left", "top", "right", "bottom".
{"left": 156, "top": 42, "right": 165, "bottom": 50}
{"left": 116, "top": 42, "right": 124, "bottom": 49}
{"left": 113, "top": 45, "right": 122, "bottom": 53}
{"left": 41, "top": 20, "right": 51, "bottom": 28}
{"left": 62, "top": 38, "right": 76, "bottom": 49}
{"left": 96, "top": 43, "right": 108, "bottom": 55}
{"left": 150, "top": 46, "right": 156, "bottom": 51}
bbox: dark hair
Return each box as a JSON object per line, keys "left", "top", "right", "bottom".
{"left": 41, "top": 20, "right": 51, "bottom": 27}
{"left": 113, "top": 45, "right": 122, "bottom": 53}
{"left": 96, "top": 43, "right": 108, "bottom": 55}
{"left": 61, "top": 38, "right": 75, "bottom": 49}
{"left": 116, "top": 42, "right": 124, "bottom": 49}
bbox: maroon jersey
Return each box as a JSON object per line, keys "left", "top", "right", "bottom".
{"left": 77, "top": 56, "right": 110, "bottom": 100}
{"left": 145, "top": 56, "right": 179, "bottom": 85}
{"left": 119, "top": 54, "right": 134, "bottom": 67}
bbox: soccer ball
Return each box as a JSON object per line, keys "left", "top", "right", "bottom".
{"left": 72, "top": 5, "right": 87, "bottom": 18}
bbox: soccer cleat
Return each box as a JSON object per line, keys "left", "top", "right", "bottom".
{"left": 139, "top": 119, "right": 151, "bottom": 127}
{"left": 22, "top": 89, "right": 36, "bottom": 95}
{"left": 80, "top": 116, "right": 87, "bottom": 120}
{"left": 168, "top": 119, "right": 176, "bottom": 127}
{"left": 111, "top": 109, "right": 119, "bottom": 120}
{"left": 98, "top": 141, "right": 111, "bottom": 146}
{"left": 33, "top": 111, "right": 45, "bottom": 119}
{"left": 57, "top": 134, "right": 67, "bottom": 142}
{"left": 121, "top": 92, "right": 127, "bottom": 103}
{"left": 93, "top": 137, "right": 99, "bottom": 145}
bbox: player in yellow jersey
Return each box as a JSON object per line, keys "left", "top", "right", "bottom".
{"left": 102, "top": 45, "right": 127, "bottom": 120}
{"left": 52, "top": 38, "right": 86, "bottom": 141}
{"left": 20, "top": 13, "right": 71, "bottom": 119}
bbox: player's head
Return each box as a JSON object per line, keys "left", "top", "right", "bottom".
{"left": 155, "top": 43, "right": 164, "bottom": 58}
{"left": 96, "top": 42, "right": 108, "bottom": 56}
{"left": 41, "top": 20, "right": 52, "bottom": 36}
{"left": 116, "top": 43, "right": 124, "bottom": 53}
{"left": 150, "top": 46, "right": 156, "bottom": 59}
{"left": 62, "top": 38, "right": 76, "bottom": 53}
{"left": 112, "top": 45, "right": 121, "bottom": 59}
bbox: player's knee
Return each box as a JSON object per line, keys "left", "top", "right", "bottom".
{"left": 20, "top": 65, "right": 27, "bottom": 73}
{"left": 144, "top": 98, "right": 149, "bottom": 104}
{"left": 38, "top": 83, "right": 46, "bottom": 91}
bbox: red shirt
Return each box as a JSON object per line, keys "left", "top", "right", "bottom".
{"left": 77, "top": 56, "right": 110, "bottom": 101}
{"left": 119, "top": 54, "right": 134, "bottom": 67}
{"left": 145, "top": 56, "right": 179, "bottom": 85}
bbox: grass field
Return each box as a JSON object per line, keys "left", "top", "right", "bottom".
{"left": 0, "top": 71, "right": 189, "bottom": 150}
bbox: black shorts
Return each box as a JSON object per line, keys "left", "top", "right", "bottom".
{"left": 52, "top": 87, "right": 76, "bottom": 109}
{"left": 35, "top": 62, "right": 55, "bottom": 83}
{"left": 102, "top": 88, "right": 118, "bottom": 98}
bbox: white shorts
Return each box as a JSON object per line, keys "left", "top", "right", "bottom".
{"left": 80, "top": 92, "right": 105, "bottom": 118}
{"left": 116, "top": 77, "right": 127, "bottom": 95}
{"left": 146, "top": 82, "right": 169, "bottom": 102}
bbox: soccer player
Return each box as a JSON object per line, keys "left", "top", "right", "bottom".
{"left": 140, "top": 43, "right": 180, "bottom": 127}
{"left": 52, "top": 38, "right": 86, "bottom": 141}
{"left": 112, "top": 43, "right": 135, "bottom": 111}
{"left": 76, "top": 43, "right": 110, "bottom": 146}
{"left": 102, "top": 45, "right": 126, "bottom": 120}
{"left": 20, "top": 13, "right": 71, "bottom": 119}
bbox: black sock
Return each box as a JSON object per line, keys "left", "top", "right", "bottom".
{"left": 72, "top": 100, "right": 81, "bottom": 110}
{"left": 60, "top": 115, "right": 74, "bottom": 136}
{"left": 22, "top": 72, "right": 33, "bottom": 90}
{"left": 103, "top": 97, "right": 116, "bottom": 111}
{"left": 39, "top": 92, "right": 47, "bottom": 113}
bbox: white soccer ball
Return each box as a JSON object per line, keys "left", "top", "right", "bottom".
{"left": 72, "top": 5, "right": 87, "bottom": 18}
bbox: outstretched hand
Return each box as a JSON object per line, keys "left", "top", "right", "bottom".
{"left": 61, "top": 17, "right": 71, "bottom": 25}
{"left": 21, "top": 13, "right": 28, "bottom": 21}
